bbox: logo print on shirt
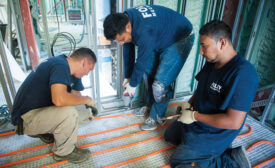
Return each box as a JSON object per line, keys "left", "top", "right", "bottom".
{"left": 136, "top": 5, "right": 156, "bottom": 18}
{"left": 210, "top": 82, "right": 222, "bottom": 93}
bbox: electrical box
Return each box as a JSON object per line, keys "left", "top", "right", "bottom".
{"left": 67, "top": 9, "right": 83, "bottom": 24}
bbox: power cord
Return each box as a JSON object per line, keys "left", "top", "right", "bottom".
{"left": 0, "top": 105, "right": 10, "bottom": 130}
{"left": 51, "top": 32, "right": 76, "bottom": 56}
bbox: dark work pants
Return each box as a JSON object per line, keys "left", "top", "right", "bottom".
{"left": 164, "top": 121, "right": 237, "bottom": 168}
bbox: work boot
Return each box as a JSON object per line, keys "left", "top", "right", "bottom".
{"left": 39, "top": 134, "right": 54, "bottom": 144}
{"left": 53, "top": 147, "right": 91, "bottom": 163}
{"left": 134, "top": 106, "right": 150, "bottom": 117}
{"left": 230, "top": 146, "right": 251, "bottom": 168}
{"left": 140, "top": 117, "right": 157, "bottom": 130}
{"left": 29, "top": 133, "right": 54, "bottom": 144}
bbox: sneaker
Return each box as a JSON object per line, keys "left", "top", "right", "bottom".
{"left": 230, "top": 146, "right": 251, "bottom": 168}
{"left": 140, "top": 117, "right": 157, "bottom": 130}
{"left": 53, "top": 147, "right": 90, "bottom": 163}
{"left": 156, "top": 115, "right": 167, "bottom": 126}
{"left": 29, "top": 133, "right": 54, "bottom": 144}
{"left": 134, "top": 106, "right": 150, "bottom": 117}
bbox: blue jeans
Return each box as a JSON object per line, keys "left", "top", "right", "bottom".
{"left": 164, "top": 121, "right": 237, "bottom": 168}
{"left": 144, "top": 34, "right": 195, "bottom": 121}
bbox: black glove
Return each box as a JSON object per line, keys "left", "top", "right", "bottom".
{"left": 85, "top": 104, "right": 98, "bottom": 117}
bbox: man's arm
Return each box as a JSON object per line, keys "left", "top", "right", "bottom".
{"left": 194, "top": 66, "right": 258, "bottom": 130}
{"left": 51, "top": 84, "right": 91, "bottom": 106}
{"left": 129, "top": 32, "right": 155, "bottom": 87}
{"left": 194, "top": 108, "right": 246, "bottom": 130}
{"left": 123, "top": 43, "right": 135, "bottom": 79}
{"left": 71, "top": 90, "right": 82, "bottom": 96}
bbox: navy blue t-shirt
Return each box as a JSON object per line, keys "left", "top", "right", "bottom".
{"left": 185, "top": 54, "right": 258, "bottom": 155}
{"left": 123, "top": 5, "right": 193, "bottom": 87}
{"left": 11, "top": 55, "right": 84, "bottom": 125}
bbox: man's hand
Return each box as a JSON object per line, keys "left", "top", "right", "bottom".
{"left": 123, "top": 78, "right": 130, "bottom": 89}
{"left": 178, "top": 102, "right": 197, "bottom": 124}
{"left": 86, "top": 99, "right": 98, "bottom": 116}
{"left": 87, "top": 99, "right": 97, "bottom": 107}
{"left": 180, "top": 102, "right": 190, "bottom": 110}
{"left": 123, "top": 83, "right": 136, "bottom": 97}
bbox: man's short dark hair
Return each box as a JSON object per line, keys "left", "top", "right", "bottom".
{"left": 103, "top": 13, "right": 129, "bottom": 40}
{"left": 199, "top": 20, "right": 232, "bottom": 43}
{"left": 70, "top": 47, "right": 97, "bottom": 63}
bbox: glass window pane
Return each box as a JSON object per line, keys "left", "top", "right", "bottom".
{"left": 246, "top": 0, "right": 275, "bottom": 88}
{"left": 236, "top": 0, "right": 260, "bottom": 57}
{"left": 135, "top": 0, "right": 147, "bottom": 6}
{"left": 154, "top": 0, "right": 178, "bottom": 11}
{"left": 175, "top": 0, "right": 208, "bottom": 95}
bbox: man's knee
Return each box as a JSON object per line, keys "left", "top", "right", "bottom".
{"left": 164, "top": 131, "right": 181, "bottom": 146}
{"left": 164, "top": 129, "right": 169, "bottom": 141}
{"left": 152, "top": 80, "right": 168, "bottom": 103}
{"left": 57, "top": 106, "right": 78, "bottom": 121}
{"left": 164, "top": 130, "right": 178, "bottom": 147}
{"left": 164, "top": 121, "right": 183, "bottom": 145}
{"left": 53, "top": 107, "right": 79, "bottom": 134}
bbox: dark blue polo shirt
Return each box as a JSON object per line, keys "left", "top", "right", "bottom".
{"left": 123, "top": 5, "right": 193, "bottom": 87}
{"left": 186, "top": 54, "right": 258, "bottom": 155}
{"left": 12, "top": 55, "right": 84, "bottom": 125}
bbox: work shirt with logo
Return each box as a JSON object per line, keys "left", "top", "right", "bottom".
{"left": 11, "top": 55, "right": 84, "bottom": 125}
{"left": 123, "top": 5, "right": 193, "bottom": 87}
{"left": 187, "top": 54, "right": 258, "bottom": 155}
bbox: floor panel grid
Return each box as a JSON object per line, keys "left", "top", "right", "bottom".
{"left": 0, "top": 110, "right": 274, "bottom": 168}
{"left": 92, "top": 139, "right": 169, "bottom": 168}
{"left": 232, "top": 116, "right": 275, "bottom": 168}
{"left": 118, "top": 150, "right": 173, "bottom": 168}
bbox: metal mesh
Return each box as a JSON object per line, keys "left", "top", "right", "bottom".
{"left": 0, "top": 110, "right": 274, "bottom": 168}
{"left": 232, "top": 116, "right": 275, "bottom": 168}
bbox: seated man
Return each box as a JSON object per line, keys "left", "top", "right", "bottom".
{"left": 164, "top": 20, "right": 258, "bottom": 168}
{"left": 12, "top": 48, "right": 98, "bottom": 163}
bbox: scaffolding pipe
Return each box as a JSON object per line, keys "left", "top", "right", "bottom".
{"left": 91, "top": 0, "right": 102, "bottom": 113}
{"left": 84, "top": 0, "right": 95, "bottom": 100}
{"left": 219, "top": 0, "right": 226, "bottom": 20}
{"left": 261, "top": 85, "right": 275, "bottom": 125}
{"left": 0, "top": 60, "right": 12, "bottom": 111}
{"left": 9, "top": 0, "right": 28, "bottom": 71}
{"left": 245, "top": 0, "right": 265, "bottom": 60}
{"left": 232, "top": 0, "right": 244, "bottom": 45}
{"left": 7, "top": 0, "right": 13, "bottom": 54}
{"left": 19, "top": 0, "right": 40, "bottom": 69}
{"left": 211, "top": 0, "right": 217, "bottom": 20}
{"left": 40, "top": 0, "right": 52, "bottom": 58}
{"left": 117, "top": 0, "right": 124, "bottom": 98}
{"left": 63, "top": 0, "right": 67, "bottom": 22}
{"left": 0, "top": 33, "right": 15, "bottom": 111}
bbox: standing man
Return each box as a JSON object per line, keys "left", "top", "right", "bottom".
{"left": 12, "top": 48, "right": 98, "bottom": 163}
{"left": 103, "top": 5, "right": 194, "bottom": 130}
{"left": 164, "top": 20, "right": 258, "bottom": 167}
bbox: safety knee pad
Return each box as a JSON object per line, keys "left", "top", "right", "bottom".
{"left": 152, "top": 81, "right": 167, "bottom": 103}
